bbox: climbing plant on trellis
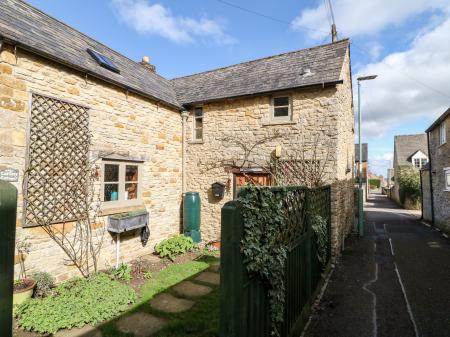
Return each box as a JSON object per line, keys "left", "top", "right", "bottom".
{"left": 23, "top": 93, "right": 105, "bottom": 277}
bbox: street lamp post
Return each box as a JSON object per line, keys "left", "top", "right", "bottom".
{"left": 357, "top": 75, "right": 377, "bottom": 237}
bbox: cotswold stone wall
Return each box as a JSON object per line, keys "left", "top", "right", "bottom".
{"left": 185, "top": 49, "right": 354, "bottom": 255}
{"left": 420, "top": 169, "right": 432, "bottom": 222}
{"left": 0, "top": 45, "right": 182, "bottom": 282}
{"left": 429, "top": 117, "right": 450, "bottom": 233}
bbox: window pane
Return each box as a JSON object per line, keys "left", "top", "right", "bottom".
{"left": 104, "top": 164, "right": 119, "bottom": 182}
{"left": 104, "top": 184, "right": 118, "bottom": 201}
{"left": 274, "top": 97, "right": 289, "bottom": 106}
{"left": 274, "top": 107, "right": 289, "bottom": 117}
{"left": 126, "top": 165, "right": 138, "bottom": 181}
{"left": 195, "top": 128, "right": 203, "bottom": 140}
{"left": 194, "top": 107, "right": 203, "bottom": 117}
{"left": 195, "top": 117, "right": 203, "bottom": 129}
{"left": 125, "top": 183, "right": 138, "bottom": 200}
{"left": 414, "top": 159, "right": 420, "bottom": 167}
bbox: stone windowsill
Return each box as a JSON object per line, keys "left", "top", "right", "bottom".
{"left": 99, "top": 204, "right": 146, "bottom": 216}
{"left": 188, "top": 140, "right": 204, "bottom": 144}
{"left": 262, "top": 120, "right": 297, "bottom": 127}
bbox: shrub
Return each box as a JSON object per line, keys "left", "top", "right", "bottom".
{"left": 110, "top": 263, "right": 131, "bottom": 281}
{"left": 368, "top": 179, "right": 381, "bottom": 189}
{"left": 155, "top": 235, "right": 196, "bottom": 261}
{"left": 32, "top": 272, "right": 55, "bottom": 297}
{"left": 16, "top": 273, "right": 136, "bottom": 334}
{"left": 397, "top": 165, "right": 421, "bottom": 204}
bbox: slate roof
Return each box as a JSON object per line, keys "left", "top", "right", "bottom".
{"left": 171, "top": 39, "right": 349, "bottom": 105}
{"left": 394, "top": 134, "right": 428, "bottom": 167}
{"left": 0, "top": 0, "right": 180, "bottom": 108}
{"left": 0, "top": 0, "right": 350, "bottom": 110}
{"left": 355, "top": 143, "right": 368, "bottom": 162}
{"left": 426, "top": 107, "right": 450, "bottom": 132}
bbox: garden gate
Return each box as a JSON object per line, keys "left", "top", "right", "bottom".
{"left": 220, "top": 186, "right": 331, "bottom": 337}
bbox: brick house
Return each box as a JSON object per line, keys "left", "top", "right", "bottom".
{"left": 0, "top": 0, "right": 354, "bottom": 281}
{"left": 423, "top": 107, "right": 450, "bottom": 232}
{"left": 392, "top": 134, "right": 428, "bottom": 208}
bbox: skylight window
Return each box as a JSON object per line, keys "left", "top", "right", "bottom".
{"left": 87, "top": 48, "right": 120, "bottom": 73}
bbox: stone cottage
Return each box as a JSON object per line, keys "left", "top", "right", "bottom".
{"left": 0, "top": 0, "right": 354, "bottom": 281}
{"left": 423, "top": 107, "right": 450, "bottom": 232}
{"left": 172, "top": 38, "right": 355, "bottom": 253}
{"left": 392, "top": 134, "right": 428, "bottom": 208}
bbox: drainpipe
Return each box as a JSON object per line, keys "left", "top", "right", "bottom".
{"left": 427, "top": 131, "right": 435, "bottom": 226}
{"left": 181, "top": 108, "right": 189, "bottom": 195}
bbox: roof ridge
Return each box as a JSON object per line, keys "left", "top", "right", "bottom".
{"left": 394, "top": 133, "right": 427, "bottom": 138}
{"left": 15, "top": 0, "right": 146, "bottom": 69}
{"left": 171, "top": 38, "right": 349, "bottom": 81}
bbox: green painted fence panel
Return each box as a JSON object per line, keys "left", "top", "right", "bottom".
{"left": 0, "top": 181, "right": 18, "bottom": 337}
{"left": 220, "top": 186, "right": 331, "bottom": 337}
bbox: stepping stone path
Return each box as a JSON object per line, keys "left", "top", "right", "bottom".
{"left": 113, "top": 261, "right": 220, "bottom": 336}
{"left": 116, "top": 312, "right": 168, "bottom": 337}
{"left": 210, "top": 264, "right": 220, "bottom": 272}
{"left": 173, "top": 280, "right": 213, "bottom": 297}
{"left": 195, "top": 271, "right": 220, "bottom": 285}
{"left": 55, "top": 325, "right": 102, "bottom": 337}
{"left": 150, "top": 293, "right": 195, "bottom": 313}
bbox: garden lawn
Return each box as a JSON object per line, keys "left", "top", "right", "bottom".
{"left": 99, "top": 256, "right": 220, "bottom": 337}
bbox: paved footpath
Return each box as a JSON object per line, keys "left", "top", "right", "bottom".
{"left": 304, "top": 193, "right": 450, "bottom": 337}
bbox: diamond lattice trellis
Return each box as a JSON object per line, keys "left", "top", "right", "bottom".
{"left": 24, "top": 94, "right": 90, "bottom": 227}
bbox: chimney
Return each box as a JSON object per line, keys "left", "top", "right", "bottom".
{"left": 140, "top": 56, "right": 156, "bottom": 73}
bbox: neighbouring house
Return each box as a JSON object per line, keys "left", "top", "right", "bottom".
{"left": 355, "top": 143, "right": 368, "bottom": 183}
{"left": 387, "top": 168, "right": 394, "bottom": 188}
{"left": 392, "top": 134, "right": 428, "bottom": 208}
{"left": 0, "top": 0, "right": 354, "bottom": 282}
{"left": 355, "top": 143, "right": 368, "bottom": 198}
{"left": 423, "top": 107, "right": 450, "bottom": 232}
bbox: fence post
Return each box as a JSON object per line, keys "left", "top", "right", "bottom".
{"left": 220, "top": 201, "right": 244, "bottom": 337}
{"left": 0, "top": 181, "right": 18, "bottom": 337}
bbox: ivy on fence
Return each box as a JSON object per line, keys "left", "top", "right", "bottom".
{"left": 239, "top": 185, "right": 289, "bottom": 337}
{"left": 238, "top": 185, "right": 330, "bottom": 337}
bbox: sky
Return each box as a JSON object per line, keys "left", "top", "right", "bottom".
{"left": 26, "top": 0, "right": 450, "bottom": 176}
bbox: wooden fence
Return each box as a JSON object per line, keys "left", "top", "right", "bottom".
{"left": 220, "top": 186, "right": 331, "bottom": 337}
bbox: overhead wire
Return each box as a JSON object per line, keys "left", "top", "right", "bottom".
{"left": 213, "top": 0, "right": 329, "bottom": 34}
{"left": 213, "top": 0, "right": 450, "bottom": 101}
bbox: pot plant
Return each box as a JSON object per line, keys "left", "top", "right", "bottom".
{"left": 13, "top": 237, "right": 36, "bottom": 306}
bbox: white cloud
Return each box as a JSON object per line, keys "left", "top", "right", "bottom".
{"left": 367, "top": 42, "right": 383, "bottom": 61}
{"left": 111, "top": 0, "right": 235, "bottom": 45}
{"left": 291, "top": 0, "right": 449, "bottom": 40}
{"left": 355, "top": 16, "right": 450, "bottom": 138}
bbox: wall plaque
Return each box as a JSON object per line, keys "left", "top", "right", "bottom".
{"left": 0, "top": 168, "right": 19, "bottom": 182}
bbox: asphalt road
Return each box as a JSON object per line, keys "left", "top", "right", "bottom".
{"left": 303, "top": 193, "right": 450, "bottom": 337}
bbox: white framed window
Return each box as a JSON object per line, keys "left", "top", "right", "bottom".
{"left": 414, "top": 158, "right": 428, "bottom": 168}
{"left": 445, "top": 168, "right": 450, "bottom": 191}
{"left": 439, "top": 122, "right": 446, "bottom": 145}
{"left": 101, "top": 161, "right": 142, "bottom": 208}
{"left": 192, "top": 107, "right": 203, "bottom": 141}
{"left": 271, "top": 96, "right": 292, "bottom": 120}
